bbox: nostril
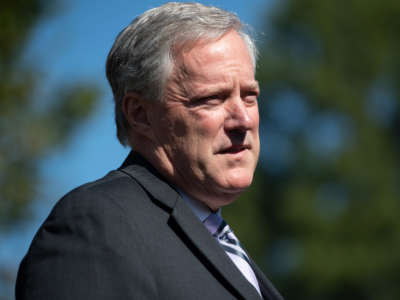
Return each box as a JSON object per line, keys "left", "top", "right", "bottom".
{"left": 226, "top": 129, "right": 246, "bottom": 143}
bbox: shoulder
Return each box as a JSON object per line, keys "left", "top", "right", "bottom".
{"left": 51, "top": 169, "right": 150, "bottom": 219}
{"left": 16, "top": 169, "right": 160, "bottom": 299}
{"left": 30, "top": 170, "right": 149, "bottom": 246}
{"left": 31, "top": 169, "right": 165, "bottom": 253}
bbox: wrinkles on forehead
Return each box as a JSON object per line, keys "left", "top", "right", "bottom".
{"left": 163, "top": 30, "right": 257, "bottom": 107}
{"left": 177, "top": 54, "right": 255, "bottom": 99}
{"left": 168, "top": 32, "right": 232, "bottom": 87}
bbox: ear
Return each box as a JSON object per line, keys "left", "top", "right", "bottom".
{"left": 122, "top": 92, "right": 153, "bottom": 139}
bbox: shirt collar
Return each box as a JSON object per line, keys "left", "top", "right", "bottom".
{"left": 178, "top": 189, "right": 219, "bottom": 222}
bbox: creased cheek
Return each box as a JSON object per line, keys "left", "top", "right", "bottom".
{"left": 171, "top": 118, "right": 188, "bottom": 137}
{"left": 195, "top": 116, "right": 221, "bottom": 136}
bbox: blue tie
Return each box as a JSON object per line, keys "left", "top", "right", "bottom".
{"left": 203, "top": 213, "right": 262, "bottom": 296}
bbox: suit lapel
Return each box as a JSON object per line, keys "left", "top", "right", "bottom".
{"left": 120, "top": 152, "right": 262, "bottom": 299}
{"left": 171, "top": 199, "right": 262, "bottom": 300}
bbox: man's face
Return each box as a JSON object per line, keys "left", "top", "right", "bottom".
{"left": 148, "top": 30, "right": 260, "bottom": 210}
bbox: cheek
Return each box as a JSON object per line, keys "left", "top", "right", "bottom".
{"left": 192, "top": 110, "right": 225, "bottom": 137}
{"left": 250, "top": 105, "right": 260, "bottom": 126}
{"left": 248, "top": 109, "right": 260, "bottom": 139}
{"left": 170, "top": 117, "right": 188, "bottom": 138}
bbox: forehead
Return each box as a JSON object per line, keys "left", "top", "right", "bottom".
{"left": 174, "top": 31, "right": 255, "bottom": 82}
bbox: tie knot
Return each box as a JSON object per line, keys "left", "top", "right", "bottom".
{"left": 203, "top": 212, "right": 224, "bottom": 236}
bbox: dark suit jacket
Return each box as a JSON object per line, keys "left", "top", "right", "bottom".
{"left": 16, "top": 152, "right": 283, "bottom": 300}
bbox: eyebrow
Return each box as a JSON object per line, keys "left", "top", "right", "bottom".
{"left": 190, "top": 80, "right": 260, "bottom": 97}
{"left": 244, "top": 81, "right": 260, "bottom": 91}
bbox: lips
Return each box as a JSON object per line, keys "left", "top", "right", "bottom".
{"left": 218, "top": 144, "right": 249, "bottom": 154}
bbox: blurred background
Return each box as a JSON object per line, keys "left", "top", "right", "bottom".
{"left": 1, "top": 0, "right": 399, "bottom": 299}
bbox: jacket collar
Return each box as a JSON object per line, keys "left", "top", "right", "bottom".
{"left": 119, "top": 151, "right": 179, "bottom": 209}
{"left": 119, "top": 151, "right": 264, "bottom": 299}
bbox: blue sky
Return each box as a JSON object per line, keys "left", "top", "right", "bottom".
{"left": 1, "top": 0, "right": 274, "bottom": 294}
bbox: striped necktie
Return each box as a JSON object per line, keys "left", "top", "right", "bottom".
{"left": 203, "top": 213, "right": 262, "bottom": 297}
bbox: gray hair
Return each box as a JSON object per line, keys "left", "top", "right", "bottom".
{"left": 106, "top": 2, "right": 258, "bottom": 146}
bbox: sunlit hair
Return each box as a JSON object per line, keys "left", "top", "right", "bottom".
{"left": 106, "top": 2, "right": 258, "bottom": 146}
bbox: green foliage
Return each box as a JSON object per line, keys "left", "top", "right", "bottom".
{"left": 0, "top": 1, "right": 100, "bottom": 230}
{"left": 226, "top": 0, "right": 400, "bottom": 299}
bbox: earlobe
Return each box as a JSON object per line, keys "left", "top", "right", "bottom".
{"left": 122, "top": 92, "right": 152, "bottom": 138}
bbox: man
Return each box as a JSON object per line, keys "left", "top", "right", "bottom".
{"left": 16, "top": 3, "right": 284, "bottom": 299}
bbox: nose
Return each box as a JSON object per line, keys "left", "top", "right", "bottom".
{"left": 224, "top": 97, "right": 254, "bottom": 132}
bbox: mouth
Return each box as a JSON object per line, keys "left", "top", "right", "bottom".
{"left": 218, "top": 145, "right": 250, "bottom": 154}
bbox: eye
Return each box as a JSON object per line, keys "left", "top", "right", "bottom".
{"left": 242, "top": 91, "right": 259, "bottom": 104}
{"left": 201, "top": 95, "right": 220, "bottom": 102}
{"left": 191, "top": 94, "right": 225, "bottom": 107}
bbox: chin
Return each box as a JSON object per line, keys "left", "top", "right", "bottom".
{"left": 205, "top": 193, "right": 238, "bottom": 211}
{"left": 203, "top": 178, "right": 252, "bottom": 210}
{"left": 224, "top": 169, "right": 255, "bottom": 190}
